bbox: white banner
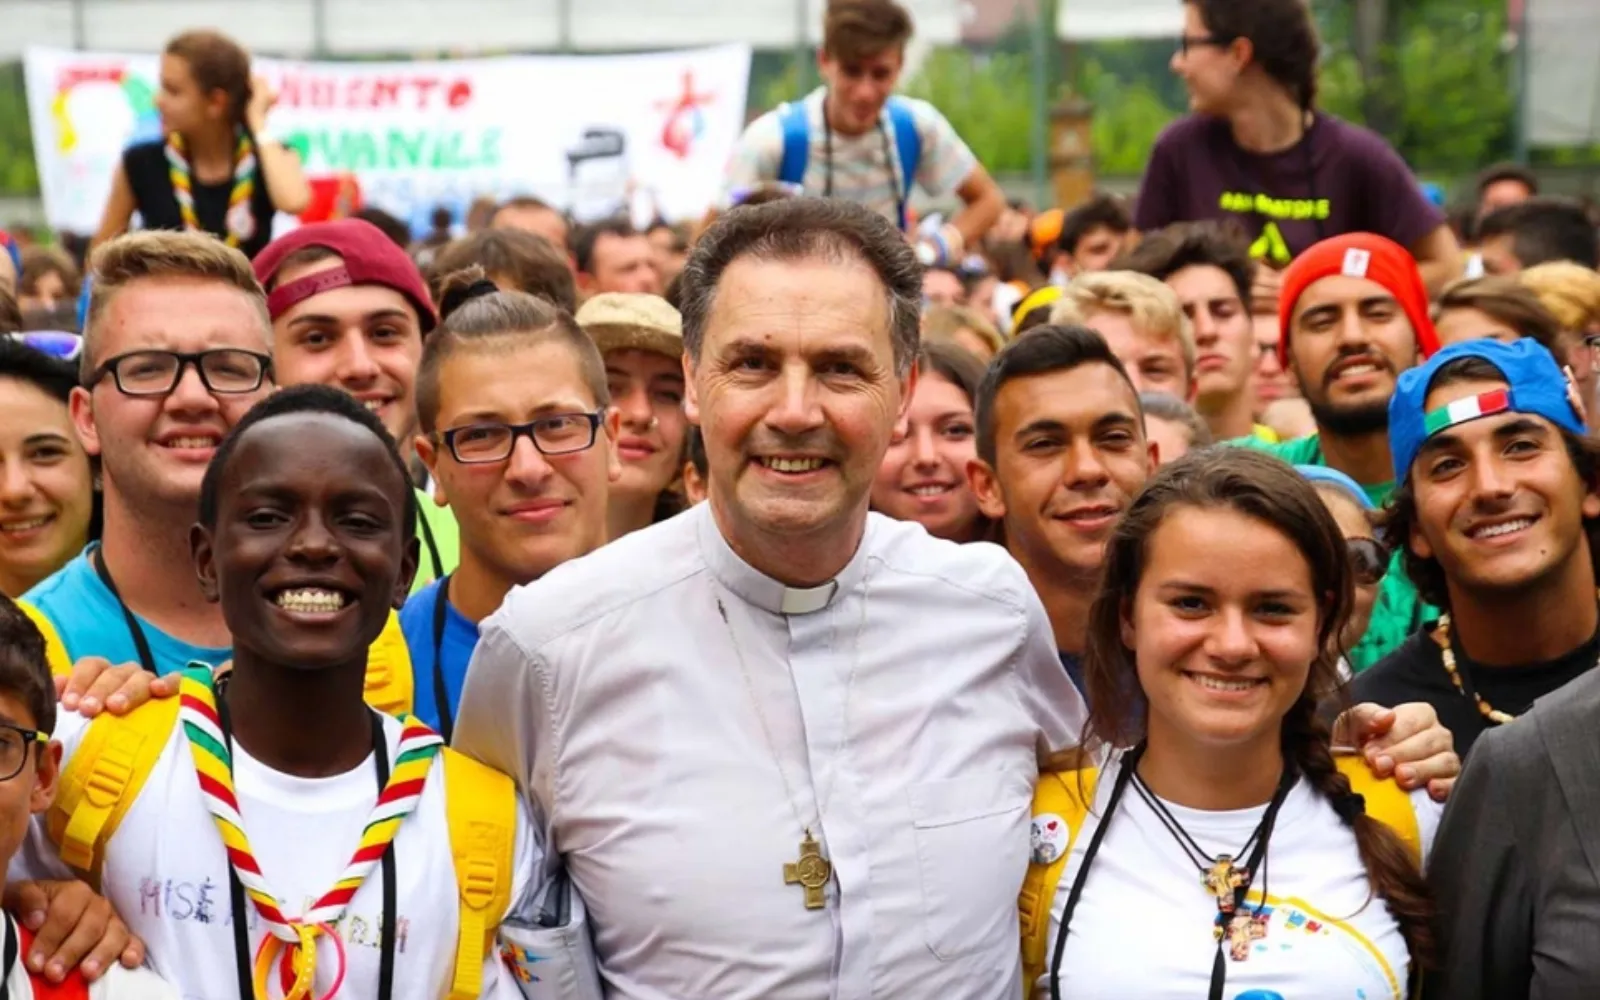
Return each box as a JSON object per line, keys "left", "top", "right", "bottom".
{"left": 25, "top": 45, "right": 752, "bottom": 235}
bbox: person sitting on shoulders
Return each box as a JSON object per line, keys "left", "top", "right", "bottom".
{"left": 95, "top": 30, "right": 310, "bottom": 258}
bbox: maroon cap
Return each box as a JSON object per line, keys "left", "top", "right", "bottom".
{"left": 252, "top": 219, "right": 438, "bottom": 334}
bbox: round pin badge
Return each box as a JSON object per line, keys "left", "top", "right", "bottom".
{"left": 1030, "top": 813, "right": 1069, "bottom": 865}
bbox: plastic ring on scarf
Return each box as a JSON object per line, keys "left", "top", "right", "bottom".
{"left": 278, "top": 924, "right": 346, "bottom": 1000}
{"left": 253, "top": 922, "right": 343, "bottom": 1000}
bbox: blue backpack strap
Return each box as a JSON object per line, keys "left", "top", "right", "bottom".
{"left": 777, "top": 101, "right": 810, "bottom": 187}
{"left": 884, "top": 97, "right": 922, "bottom": 229}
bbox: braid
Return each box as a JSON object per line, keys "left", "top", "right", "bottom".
{"left": 1281, "top": 696, "right": 1435, "bottom": 970}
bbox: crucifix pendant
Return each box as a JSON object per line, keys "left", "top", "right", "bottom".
{"left": 782, "top": 830, "right": 832, "bottom": 910}
{"left": 1201, "top": 855, "right": 1248, "bottom": 914}
{"left": 1221, "top": 912, "right": 1268, "bottom": 962}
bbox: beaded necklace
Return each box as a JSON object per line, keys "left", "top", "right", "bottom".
{"left": 178, "top": 666, "right": 441, "bottom": 1000}
{"left": 164, "top": 129, "right": 257, "bottom": 247}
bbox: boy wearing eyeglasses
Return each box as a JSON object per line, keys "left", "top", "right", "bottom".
{"left": 1354, "top": 337, "right": 1600, "bottom": 757}
{"left": 399, "top": 273, "right": 619, "bottom": 739}
{"left": 20, "top": 231, "right": 274, "bottom": 679}
{"left": 0, "top": 595, "right": 177, "bottom": 999}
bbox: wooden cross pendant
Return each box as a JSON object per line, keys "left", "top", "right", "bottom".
{"left": 1201, "top": 855, "right": 1248, "bottom": 914}
{"left": 1220, "top": 912, "right": 1268, "bottom": 962}
{"left": 783, "top": 830, "right": 832, "bottom": 910}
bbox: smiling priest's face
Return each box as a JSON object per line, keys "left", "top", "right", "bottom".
{"left": 686, "top": 251, "right": 913, "bottom": 549}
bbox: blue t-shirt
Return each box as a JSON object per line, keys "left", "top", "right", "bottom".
{"left": 398, "top": 577, "right": 481, "bottom": 733}
{"left": 23, "top": 543, "right": 232, "bottom": 675}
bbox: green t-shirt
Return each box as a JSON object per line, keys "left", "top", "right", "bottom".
{"left": 412, "top": 486, "right": 460, "bottom": 595}
{"left": 1230, "top": 433, "right": 1434, "bottom": 672}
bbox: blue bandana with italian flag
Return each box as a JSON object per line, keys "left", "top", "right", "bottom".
{"left": 1422, "top": 388, "right": 1511, "bottom": 437}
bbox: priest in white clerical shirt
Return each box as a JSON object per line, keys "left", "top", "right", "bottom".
{"left": 454, "top": 197, "right": 1084, "bottom": 998}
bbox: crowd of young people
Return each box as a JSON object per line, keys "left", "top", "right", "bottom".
{"left": 0, "top": 0, "right": 1595, "bottom": 997}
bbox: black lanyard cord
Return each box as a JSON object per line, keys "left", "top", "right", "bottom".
{"left": 417, "top": 506, "right": 444, "bottom": 583}
{"left": 821, "top": 96, "right": 908, "bottom": 231}
{"left": 91, "top": 547, "right": 157, "bottom": 675}
{"left": 1049, "top": 743, "right": 1141, "bottom": 1000}
{"left": 217, "top": 684, "right": 396, "bottom": 1000}
{"left": 431, "top": 573, "right": 455, "bottom": 744}
{"left": 0, "top": 913, "right": 17, "bottom": 1000}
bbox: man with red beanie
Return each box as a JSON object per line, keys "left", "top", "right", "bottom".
{"left": 1238, "top": 231, "right": 1441, "bottom": 670}
{"left": 253, "top": 219, "right": 458, "bottom": 593}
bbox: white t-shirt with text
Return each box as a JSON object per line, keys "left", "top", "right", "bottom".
{"left": 18, "top": 710, "right": 537, "bottom": 1000}
{"left": 1035, "top": 752, "right": 1442, "bottom": 1000}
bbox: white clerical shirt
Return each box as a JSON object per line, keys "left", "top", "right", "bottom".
{"left": 455, "top": 503, "right": 1086, "bottom": 999}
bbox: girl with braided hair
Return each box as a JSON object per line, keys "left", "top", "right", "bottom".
{"left": 1029, "top": 447, "right": 1437, "bottom": 999}
{"left": 93, "top": 30, "right": 310, "bottom": 259}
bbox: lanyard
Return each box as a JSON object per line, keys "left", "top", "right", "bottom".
{"left": 417, "top": 507, "right": 444, "bottom": 583}
{"left": 91, "top": 547, "right": 157, "bottom": 675}
{"left": 821, "top": 97, "right": 908, "bottom": 232}
{"left": 0, "top": 914, "right": 16, "bottom": 1000}
{"left": 430, "top": 573, "right": 455, "bottom": 744}
{"left": 216, "top": 683, "right": 398, "bottom": 1000}
{"left": 1048, "top": 745, "right": 1295, "bottom": 1000}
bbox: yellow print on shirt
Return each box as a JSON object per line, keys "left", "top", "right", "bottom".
{"left": 1218, "top": 192, "right": 1332, "bottom": 222}
{"left": 1217, "top": 192, "right": 1333, "bottom": 265}
{"left": 1238, "top": 892, "right": 1403, "bottom": 999}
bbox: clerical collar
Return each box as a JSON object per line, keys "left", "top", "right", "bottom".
{"left": 696, "top": 503, "right": 871, "bottom": 616}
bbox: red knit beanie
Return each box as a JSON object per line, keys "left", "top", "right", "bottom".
{"left": 1277, "top": 233, "right": 1438, "bottom": 368}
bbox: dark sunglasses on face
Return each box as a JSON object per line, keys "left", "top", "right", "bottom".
{"left": 1347, "top": 537, "right": 1390, "bottom": 586}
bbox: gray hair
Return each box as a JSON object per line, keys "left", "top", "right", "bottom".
{"left": 678, "top": 198, "right": 922, "bottom": 376}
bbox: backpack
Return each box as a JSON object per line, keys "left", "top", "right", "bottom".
{"left": 16, "top": 600, "right": 415, "bottom": 717}
{"left": 46, "top": 697, "right": 514, "bottom": 1000}
{"left": 776, "top": 96, "right": 922, "bottom": 230}
{"left": 1017, "top": 755, "right": 1422, "bottom": 991}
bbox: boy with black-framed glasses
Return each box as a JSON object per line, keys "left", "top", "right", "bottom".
{"left": 399, "top": 271, "right": 618, "bottom": 740}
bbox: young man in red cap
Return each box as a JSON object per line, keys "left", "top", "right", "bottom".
{"left": 252, "top": 219, "right": 459, "bottom": 593}
{"left": 1238, "top": 231, "right": 1442, "bottom": 669}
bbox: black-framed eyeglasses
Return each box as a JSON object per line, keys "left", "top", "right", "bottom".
{"left": 1178, "top": 33, "right": 1233, "bottom": 56}
{"left": 1347, "top": 537, "right": 1390, "bottom": 586}
{"left": 438, "top": 412, "right": 605, "bottom": 464}
{"left": 0, "top": 722, "right": 48, "bottom": 782}
{"left": 85, "top": 349, "right": 273, "bottom": 397}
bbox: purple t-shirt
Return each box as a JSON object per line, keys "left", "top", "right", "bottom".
{"left": 1134, "top": 112, "right": 1444, "bottom": 267}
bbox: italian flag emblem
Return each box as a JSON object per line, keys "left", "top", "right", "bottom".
{"left": 1424, "top": 389, "right": 1511, "bottom": 437}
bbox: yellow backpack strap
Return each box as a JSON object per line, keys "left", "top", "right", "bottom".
{"left": 442, "top": 746, "right": 515, "bottom": 1000}
{"left": 1019, "top": 767, "right": 1098, "bottom": 995}
{"left": 46, "top": 697, "right": 183, "bottom": 888}
{"left": 363, "top": 610, "right": 415, "bottom": 717}
{"left": 16, "top": 600, "right": 72, "bottom": 679}
{"left": 1335, "top": 755, "right": 1421, "bottom": 866}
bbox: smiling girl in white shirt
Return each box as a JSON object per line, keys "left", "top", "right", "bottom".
{"left": 1027, "top": 448, "right": 1439, "bottom": 1000}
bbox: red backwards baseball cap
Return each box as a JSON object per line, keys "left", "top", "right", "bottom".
{"left": 1277, "top": 232, "right": 1438, "bottom": 369}
{"left": 253, "top": 219, "right": 438, "bottom": 334}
